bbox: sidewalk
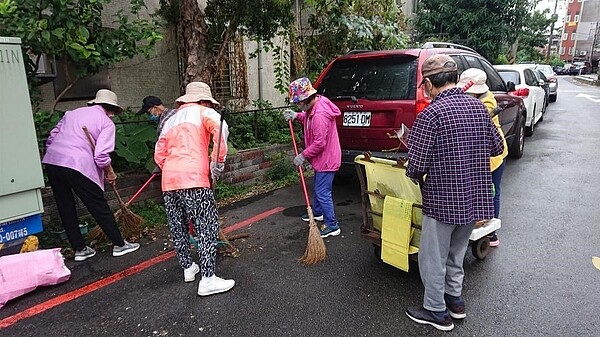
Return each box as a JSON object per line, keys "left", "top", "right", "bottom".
{"left": 574, "top": 72, "right": 600, "bottom": 85}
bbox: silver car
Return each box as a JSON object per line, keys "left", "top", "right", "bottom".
{"left": 534, "top": 64, "right": 558, "bottom": 102}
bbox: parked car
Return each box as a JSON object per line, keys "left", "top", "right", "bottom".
{"left": 494, "top": 64, "right": 546, "bottom": 137}
{"left": 313, "top": 42, "right": 527, "bottom": 175}
{"left": 566, "top": 61, "right": 590, "bottom": 75}
{"left": 535, "top": 64, "right": 558, "bottom": 102}
{"left": 553, "top": 65, "right": 567, "bottom": 75}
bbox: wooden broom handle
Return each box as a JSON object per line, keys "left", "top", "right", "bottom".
{"left": 82, "top": 127, "right": 125, "bottom": 205}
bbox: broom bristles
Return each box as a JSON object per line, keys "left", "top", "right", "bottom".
{"left": 299, "top": 206, "right": 327, "bottom": 265}
{"left": 86, "top": 205, "right": 144, "bottom": 242}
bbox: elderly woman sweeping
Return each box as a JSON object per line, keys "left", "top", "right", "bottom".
{"left": 42, "top": 89, "right": 140, "bottom": 261}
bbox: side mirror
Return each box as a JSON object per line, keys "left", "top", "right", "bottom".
{"left": 506, "top": 81, "right": 516, "bottom": 92}
{"left": 538, "top": 80, "right": 545, "bottom": 86}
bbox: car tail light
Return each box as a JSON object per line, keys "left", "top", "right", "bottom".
{"left": 511, "top": 88, "right": 530, "bottom": 97}
{"left": 416, "top": 87, "right": 432, "bottom": 115}
{"left": 548, "top": 78, "right": 557, "bottom": 83}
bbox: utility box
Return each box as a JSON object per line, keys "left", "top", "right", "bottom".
{"left": 0, "top": 37, "right": 45, "bottom": 244}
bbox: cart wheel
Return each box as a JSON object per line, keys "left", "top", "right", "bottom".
{"left": 373, "top": 243, "right": 382, "bottom": 260}
{"left": 472, "top": 236, "right": 490, "bottom": 260}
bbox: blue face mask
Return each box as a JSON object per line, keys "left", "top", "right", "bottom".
{"left": 148, "top": 114, "right": 159, "bottom": 122}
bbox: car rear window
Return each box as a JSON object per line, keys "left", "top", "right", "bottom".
{"left": 497, "top": 70, "right": 521, "bottom": 85}
{"left": 536, "top": 65, "right": 553, "bottom": 76}
{"left": 317, "top": 56, "right": 417, "bottom": 100}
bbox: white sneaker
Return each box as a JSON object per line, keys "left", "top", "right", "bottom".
{"left": 184, "top": 262, "right": 200, "bottom": 282}
{"left": 197, "top": 275, "right": 235, "bottom": 296}
{"left": 74, "top": 246, "right": 96, "bottom": 261}
{"left": 112, "top": 240, "right": 140, "bottom": 257}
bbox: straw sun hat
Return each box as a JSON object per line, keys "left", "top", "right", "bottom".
{"left": 176, "top": 82, "right": 220, "bottom": 105}
{"left": 87, "top": 89, "right": 122, "bottom": 110}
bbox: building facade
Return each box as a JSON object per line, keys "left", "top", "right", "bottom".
{"left": 559, "top": 0, "right": 600, "bottom": 66}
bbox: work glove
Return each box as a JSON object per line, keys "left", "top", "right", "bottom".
{"left": 283, "top": 109, "right": 297, "bottom": 122}
{"left": 293, "top": 153, "right": 305, "bottom": 167}
{"left": 210, "top": 162, "right": 225, "bottom": 180}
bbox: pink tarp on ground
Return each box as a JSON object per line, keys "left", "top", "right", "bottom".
{"left": 0, "top": 248, "right": 71, "bottom": 309}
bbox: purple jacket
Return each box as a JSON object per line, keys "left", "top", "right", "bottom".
{"left": 296, "top": 95, "right": 341, "bottom": 172}
{"left": 42, "top": 105, "right": 115, "bottom": 190}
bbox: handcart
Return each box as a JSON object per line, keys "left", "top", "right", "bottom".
{"left": 354, "top": 154, "right": 501, "bottom": 271}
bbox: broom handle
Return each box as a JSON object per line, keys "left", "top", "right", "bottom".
{"left": 82, "top": 126, "right": 126, "bottom": 207}
{"left": 126, "top": 173, "right": 157, "bottom": 206}
{"left": 288, "top": 119, "right": 311, "bottom": 207}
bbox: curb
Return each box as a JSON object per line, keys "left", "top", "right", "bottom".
{"left": 574, "top": 75, "right": 600, "bottom": 86}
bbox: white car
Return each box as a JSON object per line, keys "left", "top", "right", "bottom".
{"left": 494, "top": 64, "right": 546, "bottom": 136}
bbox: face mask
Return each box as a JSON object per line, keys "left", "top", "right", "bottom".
{"left": 148, "top": 114, "right": 159, "bottom": 122}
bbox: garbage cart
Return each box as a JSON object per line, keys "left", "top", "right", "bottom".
{"left": 354, "top": 154, "right": 500, "bottom": 272}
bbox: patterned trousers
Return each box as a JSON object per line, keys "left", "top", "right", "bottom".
{"left": 163, "top": 188, "right": 219, "bottom": 277}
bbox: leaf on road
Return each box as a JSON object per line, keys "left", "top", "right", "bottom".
{"left": 592, "top": 256, "right": 600, "bottom": 270}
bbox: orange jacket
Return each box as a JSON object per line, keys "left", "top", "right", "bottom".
{"left": 154, "top": 103, "right": 228, "bottom": 191}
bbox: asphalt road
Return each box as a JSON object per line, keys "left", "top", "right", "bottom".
{"left": 1, "top": 75, "right": 600, "bottom": 336}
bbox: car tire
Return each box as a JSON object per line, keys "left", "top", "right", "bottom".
{"left": 508, "top": 114, "right": 525, "bottom": 159}
{"left": 525, "top": 106, "right": 535, "bottom": 136}
{"left": 549, "top": 94, "right": 557, "bottom": 103}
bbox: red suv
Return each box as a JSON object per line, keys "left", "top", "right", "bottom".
{"left": 313, "top": 43, "right": 526, "bottom": 174}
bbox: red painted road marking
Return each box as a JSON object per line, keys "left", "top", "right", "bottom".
{"left": 0, "top": 206, "right": 284, "bottom": 329}
{"left": 222, "top": 206, "right": 285, "bottom": 234}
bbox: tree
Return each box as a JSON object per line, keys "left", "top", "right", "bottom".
{"left": 0, "top": 0, "right": 162, "bottom": 111}
{"left": 299, "top": 0, "right": 409, "bottom": 78}
{"left": 157, "top": 0, "right": 294, "bottom": 90}
{"left": 413, "top": 0, "right": 538, "bottom": 62}
{"left": 516, "top": 10, "right": 555, "bottom": 63}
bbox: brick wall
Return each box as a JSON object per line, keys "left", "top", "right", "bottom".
{"left": 41, "top": 144, "right": 293, "bottom": 226}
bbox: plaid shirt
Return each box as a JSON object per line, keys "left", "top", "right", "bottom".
{"left": 406, "top": 87, "right": 504, "bottom": 225}
{"left": 157, "top": 108, "right": 177, "bottom": 135}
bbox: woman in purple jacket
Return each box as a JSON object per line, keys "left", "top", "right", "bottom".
{"left": 284, "top": 77, "right": 342, "bottom": 237}
{"left": 42, "top": 89, "right": 139, "bottom": 261}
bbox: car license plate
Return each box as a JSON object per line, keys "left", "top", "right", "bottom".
{"left": 0, "top": 214, "right": 43, "bottom": 243}
{"left": 343, "top": 111, "right": 371, "bottom": 127}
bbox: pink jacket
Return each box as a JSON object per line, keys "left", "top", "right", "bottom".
{"left": 296, "top": 95, "right": 341, "bottom": 172}
{"left": 42, "top": 105, "right": 114, "bottom": 190}
{"left": 154, "top": 103, "right": 228, "bottom": 191}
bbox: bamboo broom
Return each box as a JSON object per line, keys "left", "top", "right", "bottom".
{"left": 287, "top": 119, "right": 326, "bottom": 265}
{"left": 83, "top": 127, "right": 144, "bottom": 241}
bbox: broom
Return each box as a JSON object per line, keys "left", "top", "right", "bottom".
{"left": 83, "top": 126, "right": 144, "bottom": 240}
{"left": 88, "top": 172, "right": 157, "bottom": 241}
{"left": 287, "top": 119, "right": 326, "bottom": 265}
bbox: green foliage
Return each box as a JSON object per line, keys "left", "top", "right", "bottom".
{"left": 204, "top": 0, "right": 294, "bottom": 47}
{"left": 0, "top": 0, "right": 162, "bottom": 103}
{"left": 214, "top": 181, "right": 251, "bottom": 200}
{"left": 413, "top": 0, "right": 540, "bottom": 60}
{"left": 548, "top": 55, "right": 564, "bottom": 67}
{"left": 494, "top": 54, "right": 510, "bottom": 65}
{"left": 266, "top": 151, "right": 297, "bottom": 182}
{"left": 515, "top": 10, "right": 554, "bottom": 63}
{"left": 113, "top": 111, "right": 158, "bottom": 172}
{"left": 226, "top": 99, "right": 292, "bottom": 149}
{"left": 299, "top": 0, "right": 408, "bottom": 76}
{"left": 130, "top": 200, "right": 167, "bottom": 228}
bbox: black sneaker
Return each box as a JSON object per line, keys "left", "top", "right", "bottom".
{"left": 405, "top": 306, "right": 454, "bottom": 331}
{"left": 444, "top": 293, "right": 466, "bottom": 319}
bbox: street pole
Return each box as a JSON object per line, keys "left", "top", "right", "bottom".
{"left": 546, "top": 0, "right": 560, "bottom": 62}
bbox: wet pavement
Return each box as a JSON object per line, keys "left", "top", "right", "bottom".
{"left": 1, "top": 76, "right": 600, "bottom": 336}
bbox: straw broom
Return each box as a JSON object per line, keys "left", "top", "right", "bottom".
{"left": 287, "top": 119, "right": 326, "bottom": 265}
{"left": 83, "top": 127, "right": 144, "bottom": 241}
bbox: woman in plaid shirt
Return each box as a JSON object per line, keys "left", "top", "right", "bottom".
{"left": 405, "top": 54, "right": 504, "bottom": 331}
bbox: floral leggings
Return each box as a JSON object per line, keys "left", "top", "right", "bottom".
{"left": 163, "top": 188, "right": 219, "bottom": 278}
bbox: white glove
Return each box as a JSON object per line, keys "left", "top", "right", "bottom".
{"left": 293, "top": 153, "right": 305, "bottom": 167}
{"left": 283, "top": 109, "right": 297, "bottom": 122}
{"left": 210, "top": 162, "right": 225, "bottom": 180}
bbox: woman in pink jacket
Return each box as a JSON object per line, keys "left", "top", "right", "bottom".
{"left": 284, "top": 77, "right": 342, "bottom": 238}
{"left": 154, "top": 82, "right": 234, "bottom": 296}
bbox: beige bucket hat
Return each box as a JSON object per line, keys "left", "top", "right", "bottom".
{"left": 87, "top": 89, "right": 122, "bottom": 110}
{"left": 176, "top": 82, "right": 220, "bottom": 105}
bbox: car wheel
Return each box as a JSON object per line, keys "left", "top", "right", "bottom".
{"left": 525, "top": 106, "right": 535, "bottom": 136}
{"left": 549, "top": 94, "right": 557, "bottom": 103}
{"left": 508, "top": 114, "right": 525, "bottom": 159}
